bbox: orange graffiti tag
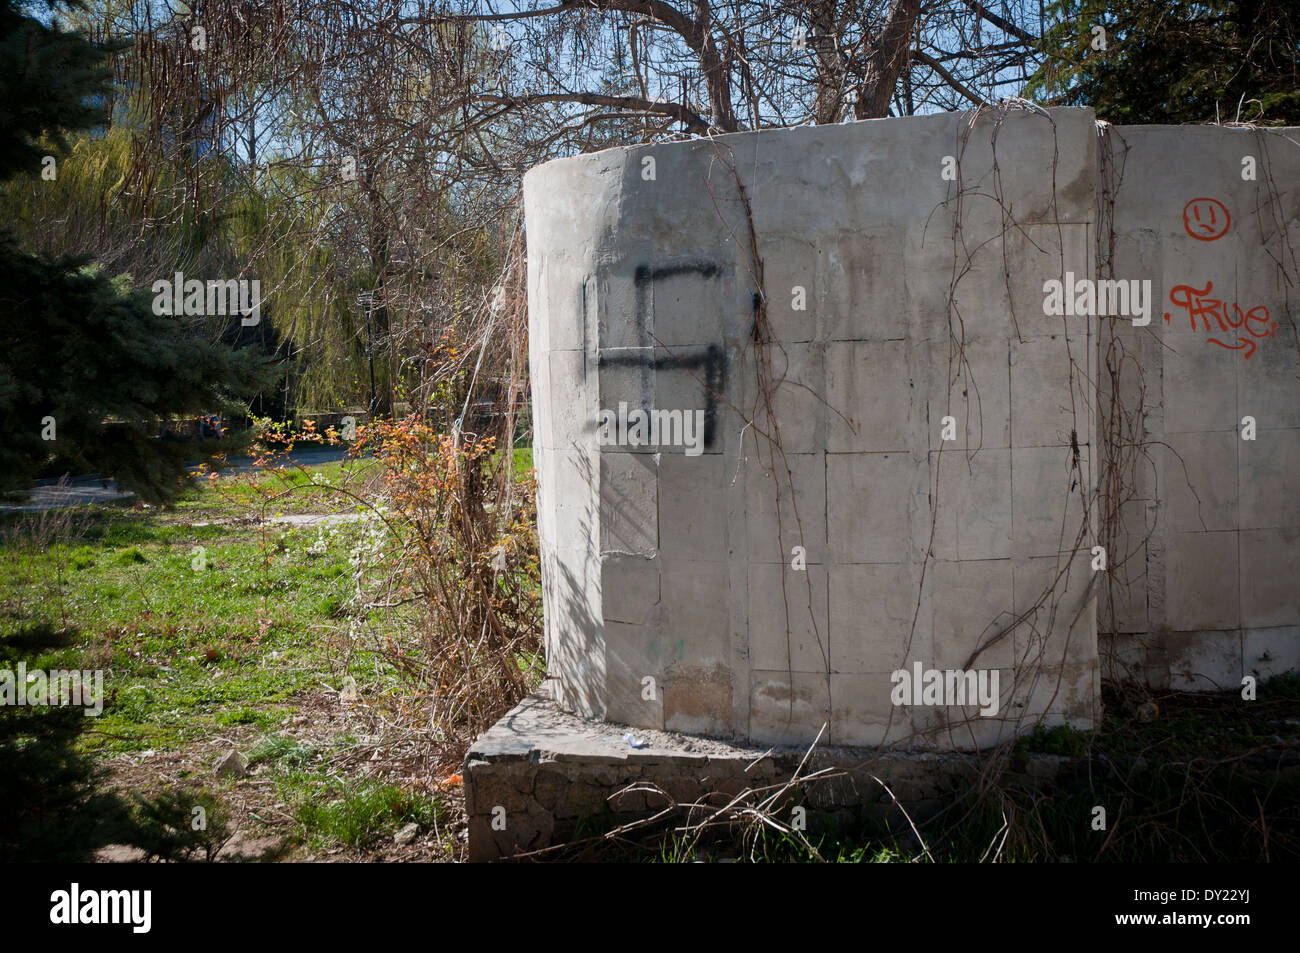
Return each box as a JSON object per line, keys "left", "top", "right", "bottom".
{"left": 1183, "top": 198, "right": 1230, "bottom": 241}
{"left": 1164, "top": 281, "right": 1277, "bottom": 359}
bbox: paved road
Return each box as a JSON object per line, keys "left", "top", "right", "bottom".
{"left": 204, "top": 445, "right": 354, "bottom": 476}
{"left": 1, "top": 446, "right": 359, "bottom": 513}
{"left": 2, "top": 476, "right": 135, "bottom": 512}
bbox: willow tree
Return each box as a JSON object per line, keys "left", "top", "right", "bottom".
{"left": 87, "top": 0, "right": 516, "bottom": 421}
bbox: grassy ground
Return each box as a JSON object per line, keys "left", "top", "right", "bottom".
{"left": 0, "top": 454, "right": 467, "bottom": 861}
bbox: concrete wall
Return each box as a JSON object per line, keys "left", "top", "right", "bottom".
{"left": 1097, "top": 124, "right": 1300, "bottom": 691}
{"left": 525, "top": 106, "right": 1112, "bottom": 750}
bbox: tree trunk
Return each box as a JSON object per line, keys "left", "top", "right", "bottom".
{"left": 856, "top": 0, "right": 920, "bottom": 119}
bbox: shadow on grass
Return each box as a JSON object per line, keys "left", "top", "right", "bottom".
{"left": 0, "top": 623, "right": 232, "bottom": 862}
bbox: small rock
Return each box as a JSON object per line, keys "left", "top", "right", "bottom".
{"left": 340, "top": 675, "right": 358, "bottom": 705}
{"left": 215, "top": 749, "right": 247, "bottom": 779}
{"left": 394, "top": 822, "right": 420, "bottom": 846}
{"left": 217, "top": 831, "right": 282, "bottom": 861}
{"left": 95, "top": 844, "right": 149, "bottom": 863}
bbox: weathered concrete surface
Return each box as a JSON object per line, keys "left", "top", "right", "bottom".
{"left": 525, "top": 106, "right": 1101, "bottom": 751}
{"left": 1095, "top": 124, "right": 1300, "bottom": 691}
{"left": 499, "top": 110, "right": 1300, "bottom": 861}
{"left": 464, "top": 689, "right": 1055, "bottom": 861}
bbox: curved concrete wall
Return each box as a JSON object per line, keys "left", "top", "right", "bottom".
{"left": 524, "top": 107, "right": 1300, "bottom": 750}
{"left": 525, "top": 106, "right": 1105, "bottom": 750}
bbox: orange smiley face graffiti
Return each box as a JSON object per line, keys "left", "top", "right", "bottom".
{"left": 1183, "top": 197, "right": 1230, "bottom": 241}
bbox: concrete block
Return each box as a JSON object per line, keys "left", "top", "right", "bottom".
{"left": 760, "top": 237, "right": 820, "bottom": 343}
{"left": 604, "top": 621, "right": 665, "bottom": 729}
{"left": 1099, "top": 631, "right": 1161, "bottom": 685}
{"left": 930, "top": 448, "right": 1013, "bottom": 560}
{"left": 600, "top": 451, "right": 658, "bottom": 556}
{"left": 925, "top": 336, "right": 1011, "bottom": 451}
{"left": 1011, "top": 445, "right": 1089, "bottom": 558}
{"left": 1242, "top": 626, "right": 1300, "bottom": 682}
{"left": 529, "top": 351, "right": 553, "bottom": 451}
{"left": 616, "top": 142, "right": 748, "bottom": 255}
{"left": 827, "top": 452, "right": 914, "bottom": 563}
{"left": 1160, "top": 431, "right": 1238, "bottom": 533}
{"left": 1010, "top": 334, "right": 1088, "bottom": 448}
{"left": 658, "top": 453, "right": 728, "bottom": 562}
{"left": 1096, "top": 320, "right": 1157, "bottom": 440}
{"left": 597, "top": 266, "right": 649, "bottom": 349}
{"left": 748, "top": 564, "right": 830, "bottom": 673}
{"left": 543, "top": 258, "right": 589, "bottom": 352}
{"left": 595, "top": 348, "right": 655, "bottom": 452}
{"left": 1013, "top": 662, "right": 1098, "bottom": 728}
{"left": 901, "top": 230, "right": 957, "bottom": 342}
{"left": 1166, "top": 530, "right": 1240, "bottom": 631}
{"left": 817, "top": 232, "right": 909, "bottom": 342}
{"left": 657, "top": 560, "right": 729, "bottom": 662}
{"left": 930, "top": 559, "right": 1016, "bottom": 670}
{"left": 652, "top": 344, "right": 730, "bottom": 456}
{"left": 829, "top": 563, "right": 924, "bottom": 673}
{"left": 829, "top": 673, "right": 912, "bottom": 746}
{"left": 1237, "top": 339, "right": 1300, "bottom": 430}
{"left": 749, "top": 671, "right": 831, "bottom": 745}
{"left": 649, "top": 259, "right": 731, "bottom": 348}
{"left": 551, "top": 449, "right": 600, "bottom": 564}
{"left": 663, "top": 663, "right": 735, "bottom": 736}
{"left": 942, "top": 246, "right": 1011, "bottom": 348}
{"left": 549, "top": 349, "right": 590, "bottom": 450}
{"left": 970, "top": 111, "right": 1096, "bottom": 224}
{"left": 1240, "top": 528, "right": 1300, "bottom": 628}
{"left": 1008, "top": 223, "right": 1093, "bottom": 323}
{"left": 1166, "top": 630, "right": 1243, "bottom": 692}
{"left": 745, "top": 450, "right": 827, "bottom": 563}
{"left": 1239, "top": 428, "right": 1300, "bottom": 531}
{"left": 1011, "top": 552, "right": 1097, "bottom": 671}
{"left": 1098, "top": 499, "right": 1153, "bottom": 634}
{"left": 601, "top": 554, "right": 659, "bottom": 625}
{"left": 826, "top": 339, "right": 912, "bottom": 452}
{"left": 1161, "top": 338, "right": 1238, "bottom": 434}
{"left": 755, "top": 341, "right": 825, "bottom": 454}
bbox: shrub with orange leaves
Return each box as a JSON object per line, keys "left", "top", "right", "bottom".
{"left": 354, "top": 415, "right": 542, "bottom": 754}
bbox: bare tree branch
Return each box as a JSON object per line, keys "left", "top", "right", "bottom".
{"left": 914, "top": 49, "right": 988, "bottom": 106}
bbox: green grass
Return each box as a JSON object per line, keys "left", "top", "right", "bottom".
{"left": 0, "top": 496, "right": 399, "bottom": 755}
{"left": 247, "top": 734, "right": 317, "bottom": 768}
{"left": 284, "top": 775, "right": 447, "bottom": 849}
{"left": 168, "top": 454, "right": 382, "bottom": 518}
{"left": 0, "top": 441, "right": 527, "bottom": 860}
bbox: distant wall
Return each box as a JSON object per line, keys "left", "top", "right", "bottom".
{"left": 1098, "top": 124, "right": 1300, "bottom": 692}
